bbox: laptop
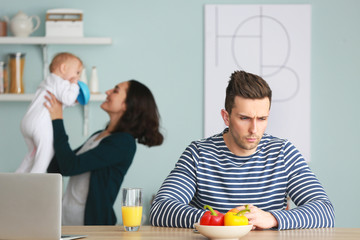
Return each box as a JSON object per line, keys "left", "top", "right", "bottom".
{"left": 0, "top": 173, "right": 85, "bottom": 240}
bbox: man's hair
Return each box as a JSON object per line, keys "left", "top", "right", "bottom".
{"left": 225, "top": 70, "right": 272, "bottom": 114}
{"left": 49, "top": 52, "right": 82, "bottom": 73}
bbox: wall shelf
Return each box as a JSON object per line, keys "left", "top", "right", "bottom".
{"left": 0, "top": 36, "right": 112, "bottom": 45}
{"left": 0, "top": 93, "right": 106, "bottom": 102}
{"left": 0, "top": 36, "right": 112, "bottom": 81}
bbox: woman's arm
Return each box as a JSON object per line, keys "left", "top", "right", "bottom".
{"left": 47, "top": 156, "right": 60, "bottom": 173}
{"left": 51, "top": 119, "right": 136, "bottom": 176}
{"left": 44, "top": 90, "right": 64, "bottom": 120}
{"left": 45, "top": 91, "right": 136, "bottom": 176}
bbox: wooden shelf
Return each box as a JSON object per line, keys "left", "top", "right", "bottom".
{"left": 0, "top": 93, "right": 106, "bottom": 102}
{"left": 0, "top": 36, "right": 112, "bottom": 45}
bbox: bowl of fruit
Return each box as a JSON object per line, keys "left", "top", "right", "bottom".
{"left": 194, "top": 205, "right": 252, "bottom": 240}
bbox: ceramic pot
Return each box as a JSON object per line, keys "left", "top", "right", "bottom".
{"left": 4, "top": 11, "right": 40, "bottom": 37}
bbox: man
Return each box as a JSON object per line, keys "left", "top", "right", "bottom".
{"left": 150, "top": 70, "right": 334, "bottom": 230}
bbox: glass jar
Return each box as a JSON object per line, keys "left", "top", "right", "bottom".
{"left": 9, "top": 52, "right": 26, "bottom": 94}
{"left": 0, "top": 61, "right": 5, "bottom": 93}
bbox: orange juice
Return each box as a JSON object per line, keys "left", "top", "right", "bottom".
{"left": 122, "top": 206, "right": 143, "bottom": 227}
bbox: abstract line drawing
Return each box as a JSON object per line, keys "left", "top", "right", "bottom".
{"left": 215, "top": 6, "right": 300, "bottom": 102}
{"left": 204, "top": 4, "right": 311, "bottom": 161}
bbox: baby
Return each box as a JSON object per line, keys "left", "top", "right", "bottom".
{"left": 16, "top": 52, "right": 83, "bottom": 173}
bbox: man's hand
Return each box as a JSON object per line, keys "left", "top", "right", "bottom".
{"left": 236, "top": 204, "right": 278, "bottom": 230}
{"left": 44, "top": 91, "right": 63, "bottom": 120}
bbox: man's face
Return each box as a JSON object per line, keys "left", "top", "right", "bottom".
{"left": 221, "top": 96, "right": 270, "bottom": 156}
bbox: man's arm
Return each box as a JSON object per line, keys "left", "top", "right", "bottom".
{"left": 268, "top": 141, "right": 335, "bottom": 230}
{"left": 150, "top": 144, "right": 205, "bottom": 228}
{"left": 234, "top": 141, "right": 334, "bottom": 230}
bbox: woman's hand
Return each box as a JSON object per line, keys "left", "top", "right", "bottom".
{"left": 236, "top": 204, "right": 278, "bottom": 230}
{"left": 44, "top": 91, "right": 63, "bottom": 120}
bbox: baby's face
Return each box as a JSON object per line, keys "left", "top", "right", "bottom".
{"left": 63, "top": 59, "right": 83, "bottom": 83}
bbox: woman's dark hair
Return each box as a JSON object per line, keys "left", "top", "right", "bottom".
{"left": 225, "top": 71, "right": 272, "bottom": 114}
{"left": 112, "top": 80, "right": 163, "bottom": 147}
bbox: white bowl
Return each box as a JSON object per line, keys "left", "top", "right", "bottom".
{"left": 194, "top": 223, "right": 252, "bottom": 240}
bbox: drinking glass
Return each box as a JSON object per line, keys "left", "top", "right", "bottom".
{"left": 121, "top": 188, "right": 143, "bottom": 232}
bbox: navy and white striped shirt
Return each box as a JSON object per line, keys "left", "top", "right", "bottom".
{"left": 150, "top": 129, "right": 335, "bottom": 229}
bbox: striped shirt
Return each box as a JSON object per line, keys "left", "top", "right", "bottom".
{"left": 150, "top": 129, "right": 335, "bottom": 229}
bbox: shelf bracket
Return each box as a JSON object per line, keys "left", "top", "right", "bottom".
{"left": 41, "top": 44, "right": 49, "bottom": 80}
{"left": 83, "top": 104, "right": 89, "bottom": 137}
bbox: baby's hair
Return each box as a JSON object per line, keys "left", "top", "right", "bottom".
{"left": 49, "top": 52, "right": 82, "bottom": 73}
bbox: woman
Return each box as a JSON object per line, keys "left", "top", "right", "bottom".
{"left": 46, "top": 80, "right": 163, "bottom": 225}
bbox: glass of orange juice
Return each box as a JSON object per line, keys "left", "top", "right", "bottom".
{"left": 121, "top": 188, "right": 143, "bottom": 231}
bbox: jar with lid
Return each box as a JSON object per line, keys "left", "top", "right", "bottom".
{"left": 8, "top": 52, "right": 25, "bottom": 93}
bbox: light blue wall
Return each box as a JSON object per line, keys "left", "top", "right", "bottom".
{"left": 1, "top": 0, "right": 359, "bottom": 228}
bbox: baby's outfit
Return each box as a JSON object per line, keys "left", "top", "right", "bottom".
{"left": 16, "top": 73, "right": 79, "bottom": 173}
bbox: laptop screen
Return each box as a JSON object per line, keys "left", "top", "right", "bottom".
{"left": 0, "top": 173, "right": 62, "bottom": 240}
